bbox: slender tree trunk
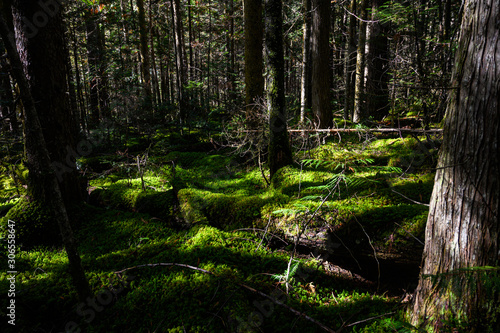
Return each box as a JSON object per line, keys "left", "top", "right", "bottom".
{"left": 299, "top": 0, "right": 312, "bottom": 123}
{"left": 226, "top": 0, "right": 235, "bottom": 109}
{"left": 171, "top": 0, "right": 187, "bottom": 124}
{"left": 344, "top": 0, "right": 356, "bottom": 120}
{"left": 149, "top": 1, "right": 160, "bottom": 107}
{"left": 0, "top": 4, "right": 92, "bottom": 304}
{"left": 85, "top": 10, "right": 110, "bottom": 124}
{"left": 311, "top": 0, "right": 332, "bottom": 128}
{"left": 244, "top": 0, "right": 264, "bottom": 111}
{"left": 137, "top": 0, "right": 152, "bottom": 105}
{"left": 71, "top": 18, "right": 86, "bottom": 134}
{"left": 265, "top": 0, "right": 292, "bottom": 179}
{"left": 85, "top": 14, "right": 100, "bottom": 126}
{"left": 365, "top": 0, "right": 390, "bottom": 120}
{"left": 410, "top": 0, "right": 500, "bottom": 330}
{"left": 353, "top": 0, "right": 368, "bottom": 123}
{"left": 187, "top": 0, "right": 194, "bottom": 83}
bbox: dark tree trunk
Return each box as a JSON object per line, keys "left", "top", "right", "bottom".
{"left": 225, "top": 0, "right": 235, "bottom": 110}
{"left": 244, "top": 0, "right": 264, "bottom": 111}
{"left": 0, "top": 46, "right": 18, "bottom": 134}
{"left": 70, "top": 17, "right": 87, "bottom": 134}
{"left": 11, "top": 0, "right": 82, "bottom": 205}
{"left": 149, "top": 4, "right": 160, "bottom": 107}
{"left": 85, "top": 10, "right": 110, "bottom": 124}
{"left": 299, "top": 0, "right": 312, "bottom": 123}
{"left": 410, "top": 0, "right": 500, "bottom": 330}
{"left": 171, "top": 0, "right": 187, "bottom": 124}
{"left": 265, "top": 0, "right": 292, "bottom": 179}
{"left": 365, "top": 0, "right": 390, "bottom": 120}
{"left": 344, "top": 0, "right": 356, "bottom": 120}
{"left": 0, "top": 4, "right": 92, "bottom": 304}
{"left": 137, "top": 0, "right": 152, "bottom": 105}
{"left": 311, "top": 0, "right": 332, "bottom": 128}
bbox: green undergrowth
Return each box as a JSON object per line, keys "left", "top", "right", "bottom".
{"left": 0, "top": 208, "right": 405, "bottom": 332}
{"left": 0, "top": 132, "right": 441, "bottom": 332}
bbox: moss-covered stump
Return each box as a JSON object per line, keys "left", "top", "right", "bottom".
{"left": 0, "top": 198, "right": 60, "bottom": 247}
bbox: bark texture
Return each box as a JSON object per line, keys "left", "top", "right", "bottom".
{"left": 344, "top": 0, "right": 356, "bottom": 120}
{"left": 299, "top": 0, "right": 311, "bottom": 123}
{"left": 11, "top": 0, "right": 82, "bottom": 204}
{"left": 265, "top": 0, "right": 292, "bottom": 179}
{"left": 0, "top": 8, "right": 92, "bottom": 304}
{"left": 244, "top": 0, "right": 264, "bottom": 110}
{"left": 310, "top": 0, "right": 332, "bottom": 128}
{"left": 137, "top": 0, "right": 152, "bottom": 103}
{"left": 85, "top": 11, "right": 109, "bottom": 124}
{"left": 410, "top": 0, "right": 500, "bottom": 330}
{"left": 352, "top": 0, "right": 367, "bottom": 123}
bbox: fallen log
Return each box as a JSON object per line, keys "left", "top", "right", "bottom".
{"left": 239, "top": 128, "right": 442, "bottom": 134}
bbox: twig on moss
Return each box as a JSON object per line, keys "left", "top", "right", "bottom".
{"left": 390, "top": 188, "right": 429, "bottom": 206}
{"left": 394, "top": 222, "right": 425, "bottom": 246}
{"left": 256, "top": 215, "right": 273, "bottom": 251}
{"left": 114, "top": 263, "right": 337, "bottom": 332}
{"left": 344, "top": 311, "right": 396, "bottom": 327}
{"left": 238, "top": 283, "right": 338, "bottom": 333}
{"left": 232, "top": 228, "right": 288, "bottom": 245}
{"left": 114, "top": 263, "right": 215, "bottom": 276}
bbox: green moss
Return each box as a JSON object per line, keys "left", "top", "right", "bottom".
{"left": 89, "top": 177, "right": 177, "bottom": 225}
{"left": 0, "top": 198, "right": 60, "bottom": 247}
{"left": 178, "top": 188, "right": 290, "bottom": 229}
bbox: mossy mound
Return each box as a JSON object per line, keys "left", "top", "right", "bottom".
{"left": 177, "top": 188, "right": 289, "bottom": 229}
{"left": 90, "top": 183, "right": 178, "bottom": 226}
{"left": 0, "top": 198, "right": 60, "bottom": 247}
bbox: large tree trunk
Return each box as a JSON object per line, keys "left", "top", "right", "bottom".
{"left": 244, "top": 0, "right": 264, "bottom": 112}
{"left": 310, "top": 0, "right": 332, "bottom": 128}
{"left": 0, "top": 5, "right": 92, "bottom": 304}
{"left": 409, "top": 0, "right": 500, "bottom": 330}
{"left": 11, "top": 0, "right": 83, "bottom": 205}
{"left": 265, "top": 0, "right": 292, "bottom": 179}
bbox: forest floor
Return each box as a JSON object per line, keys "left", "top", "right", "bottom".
{"left": 0, "top": 125, "right": 442, "bottom": 332}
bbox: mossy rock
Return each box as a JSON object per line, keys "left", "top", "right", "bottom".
{"left": 0, "top": 198, "right": 60, "bottom": 247}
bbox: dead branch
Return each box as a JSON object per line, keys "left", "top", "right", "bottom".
{"left": 114, "top": 263, "right": 215, "bottom": 276}
{"left": 238, "top": 283, "right": 338, "bottom": 333}
{"left": 241, "top": 128, "right": 442, "bottom": 134}
{"left": 114, "top": 263, "right": 338, "bottom": 332}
